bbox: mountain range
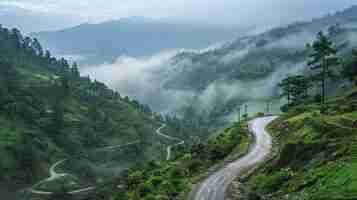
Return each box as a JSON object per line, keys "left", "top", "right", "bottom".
{"left": 159, "top": 5, "right": 357, "bottom": 115}
{"left": 73, "top": 6, "right": 357, "bottom": 128}
{"left": 31, "top": 18, "right": 243, "bottom": 65}
{"left": 0, "top": 5, "right": 82, "bottom": 33}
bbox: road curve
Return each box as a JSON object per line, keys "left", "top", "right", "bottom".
{"left": 30, "top": 141, "right": 141, "bottom": 195}
{"left": 156, "top": 124, "right": 185, "bottom": 160}
{"left": 94, "top": 140, "right": 140, "bottom": 151}
{"left": 30, "top": 159, "right": 73, "bottom": 195}
{"left": 30, "top": 125, "right": 183, "bottom": 195}
{"left": 193, "top": 116, "right": 277, "bottom": 200}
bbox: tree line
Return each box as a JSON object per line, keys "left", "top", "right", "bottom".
{"left": 279, "top": 29, "right": 357, "bottom": 113}
{"left": 0, "top": 24, "right": 169, "bottom": 183}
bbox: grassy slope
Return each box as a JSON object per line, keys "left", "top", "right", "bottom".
{"left": 241, "top": 87, "right": 357, "bottom": 200}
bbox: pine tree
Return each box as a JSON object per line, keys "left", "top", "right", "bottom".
{"left": 45, "top": 50, "right": 51, "bottom": 60}
{"left": 279, "top": 75, "right": 312, "bottom": 111}
{"left": 279, "top": 76, "right": 293, "bottom": 106}
{"left": 59, "top": 58, "right": 70, "bottom": 75}
{"left": 71, "top": 62, "right": 80, "bottom": 78}
{"left": 342, "top": 49, "right": 357, "bottom": 85}
{"left": 10, "top": 28, "right": 23, "bottom": 49}
{"left": 290, "top": 75, "right": 312, "bottom": 103}
{"left": 308, "top": 32, "right": 338, "bottom": 113}
{"left": 32, "top": 38, "right": 44, "bottom": 57}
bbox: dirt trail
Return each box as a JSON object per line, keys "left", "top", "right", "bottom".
{"left": 156, "top": 124, "right": 185, "bottom": 160}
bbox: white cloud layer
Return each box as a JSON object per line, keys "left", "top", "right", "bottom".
{"left": 81, "top": 50, "right": 195, "bottom": 113}
{"left": 81, "top": 47, "right": 307, "bottom": 115}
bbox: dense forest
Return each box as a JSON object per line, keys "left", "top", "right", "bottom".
{"left": 91, "top": 30, "right": 357, "bottom": 200}
{"left": 157, "top": 6, "right": 357, "bottom": 128}
{"left": 0, "top": 24, "right": 205, "bottom": 198}
{"left": 1, "top": 5, "right": 357, "bottom": 200}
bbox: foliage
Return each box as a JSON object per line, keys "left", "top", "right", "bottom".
{"left": 246, "top": 89, "right": 357, "bottom": 200}
{"left": 0, "top": 25, "right": 160, "bottom": 184}
{"left": 92, "top": 122, "right": 250, "bottom": 200}
{"left": 279, "top": 75, "right": 313, "bottom": 111}
{"left": 308, "top": 31, "right": 339, "bottom": 112}
{"left": 342, "top": 49, "right": 357, "bottom": 85}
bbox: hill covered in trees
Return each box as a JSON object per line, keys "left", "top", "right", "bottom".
{"left": 145, "top": 5, "right": 357, "bottom": 127}
{"left": 224, "top": 27, "right": 357, "bottom": 200}
{"left": 92, "top": 21, "right": 357, "bottom": 200}
{"left": 236, "top": 88, "right": 357, "bottom": 200}
{"left": 72, "top": 6, "right": 357, "bottom": 136}
{"left": 166, "top": 6, "right": 357, "bottom": 92}
{"left": 0, "top": 24, "right": 195, "bottom": 197}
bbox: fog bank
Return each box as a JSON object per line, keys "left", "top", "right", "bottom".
{"left": 82, "top": 50, "right": 306, "bottom": 117}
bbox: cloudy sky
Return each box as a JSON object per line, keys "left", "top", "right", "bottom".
{"left": 0, "top": 0, "right": 355, "bottom": 27}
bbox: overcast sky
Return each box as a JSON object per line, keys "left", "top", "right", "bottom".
{"left": 0, "top": 0, "right": 355, "bottom": 30}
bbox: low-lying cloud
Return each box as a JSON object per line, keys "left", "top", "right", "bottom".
{"left": 82, "top": 51, "right": 195, "bottom": 113}
{"left": 82, "top": 20, "right": 357, "bottom": 120}
{"left": 81, "top": 23, "right": 323, "bottom": 119}
{"left": 82, "top": 46, "right": 307, "bottom": 119}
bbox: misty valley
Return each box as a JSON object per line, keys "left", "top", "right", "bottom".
{"left": 1, "top": 2, "right": 357, "bottom": 200}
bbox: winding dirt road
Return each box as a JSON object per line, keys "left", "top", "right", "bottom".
{"left": 30, "top": 159, "right": 73, "bottom": 195}
{"left": 156, "top": 124, "right": 185, "bottom": 160}
{"left": 93, "top": 140, "right": 140, "bottom": 152}
{"left": 30, "top": 141, "right": 141, "bottom": 195}
{"left": 193, "top": 116, "right": 277, "bottom": 200}
{"left": 29, "top": 124, "right": 179, "bottom": 196}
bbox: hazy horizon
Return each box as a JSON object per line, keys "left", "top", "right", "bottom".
{"left": 0, "top": 0, "right": 355, "bottom": 33}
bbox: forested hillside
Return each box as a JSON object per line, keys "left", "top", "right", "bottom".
{"left": 236, "top": 88, "right": 357, "bottom": 200}
{"left": 227, "top": 30, "right": 357, "bottom": 200}
{"left": 149, "top": 6, "right": 357, "bottom": 128}
{"left": 0, "top": 25, "right": 178, "bottom": 191}
{"left": 88, "top": 120, "right": 253, "bottom": 200}
{"left": 166, "top": 6, "right": 357, "bottom": 92}
{"left": 2, "top": 4, "right": 357, "bottom": 200}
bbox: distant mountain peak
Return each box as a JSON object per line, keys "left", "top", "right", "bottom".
{"left": 99, "top": 16, "right": 155, "bottom": 25}
{"left": 121, "top": 16, "right": 154, "bottom": 23}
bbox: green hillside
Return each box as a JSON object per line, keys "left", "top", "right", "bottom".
{"left": 152, "top": 6, "right": 357, "bottom": 130}
{"left": 220, "top": 27, "right": 357, "bottom": 200}
{"left": 2, "top": 5, "right": 357, "bottom": 200}
{"left": 90, "top": 121, "right": 252, "bottom": 200}
{"left": 167, "top": 6, "right": 357, "bottom": 92}
{"left": 0, "top": 25, "right": 164, "bottom": 187}
{"left": 239, "top": 87, "right": 357, "bottom": 200}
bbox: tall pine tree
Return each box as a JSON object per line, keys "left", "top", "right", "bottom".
{"left": 342, "top": 49, "right": 357, "bottom": 86}
{"left": 308, "top": 32, "right": 338, "bottom": 113}
{"left": 71, "top": 62, "right": 80, "bottom": 78}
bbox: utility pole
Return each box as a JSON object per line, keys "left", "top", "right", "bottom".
{"left": 237, "top": 106, "right": 241, "bottom": 122}
{"left": 266, "top": 101, "right": 271, "bottom": 114}
{"left": 266, "top": 101, "right": 269, "bottom": 114}
{"left": 244, "top": 104, "right": 248, "bottom": 120}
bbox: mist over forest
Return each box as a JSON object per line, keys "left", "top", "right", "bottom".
{"left": 1, "top": 1, "right": 357, "bottom": 200}
{"left": 81, "top": 6, "right": 357, "bottom": 124}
